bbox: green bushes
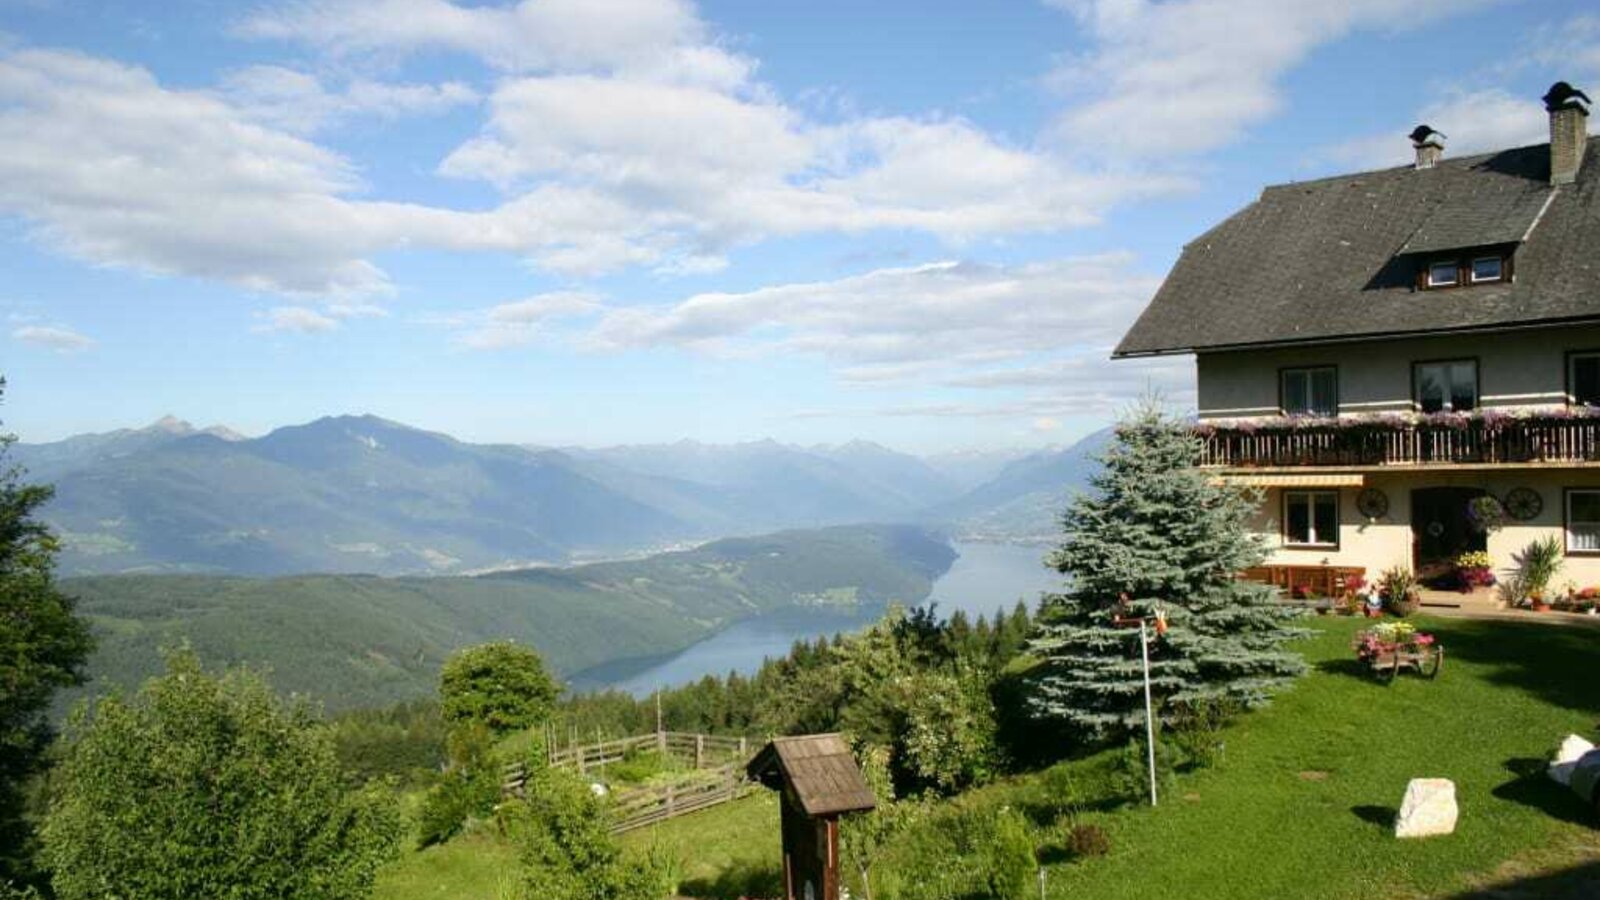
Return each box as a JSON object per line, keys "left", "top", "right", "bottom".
{"left": 40, "top": 649, "right": 403, "bottom": 900}
{"left": 510, "top": 767, "right": 675, "bottom": 900}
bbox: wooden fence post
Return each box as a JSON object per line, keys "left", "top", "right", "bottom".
{"left": 695, "top": 734, "right": 704, "bottom": 770}
{"left": 666, "top": 783, "right": 676, "bottom": 817}
{"left": 738, "top": 736, "right": 747, "bottom": 757}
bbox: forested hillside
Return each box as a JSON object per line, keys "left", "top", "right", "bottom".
{"left": 60, "top": 524, "right": 956, "bottom": 713}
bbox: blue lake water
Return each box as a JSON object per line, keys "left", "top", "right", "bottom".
{"left": 590, "top": 541, "right": 1058, "bottom": 696}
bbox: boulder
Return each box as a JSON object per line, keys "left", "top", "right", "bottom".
{"left": 1394, "top": 778, "right": 1457, "bottom": 839}
{"left": 1549, "top": 734, "right": 1596, "bottom": 787}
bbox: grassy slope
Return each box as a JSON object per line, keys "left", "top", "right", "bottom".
{"left": 60, "top": 524, "right": 954, "bottom": 713}
{"left": 1032, "top": 616, "right": 1598, "bottom": 900}
{"left": 520, "top": 616, "right": 1599, "bottom": 900}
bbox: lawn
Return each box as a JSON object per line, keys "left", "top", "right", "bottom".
{"left": 369, "top": 616, "right": 1600, "bottom": 899}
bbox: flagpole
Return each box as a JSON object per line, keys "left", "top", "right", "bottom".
{"left": 1141, "top": 619, "right": 1158, "bottom": 807}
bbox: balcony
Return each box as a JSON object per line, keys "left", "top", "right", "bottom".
{"left": 1196, "top": 413, "right": 1600, "bottom": 469}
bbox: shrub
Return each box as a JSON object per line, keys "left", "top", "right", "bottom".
{"left": 980, "top": 807, "right": 1037, "bottom": 900}
{"left": 41, "top": 649, "right": 403, "bottom": 900}
{"left": 417, "top": 722, "right": 503, "bottom": 848}
{"left": 1166, "top": 698, "right": 1237, "bottom": 770}
{"left": 513, "top": 767, "right": 667, "bottom": 900}
{"left": 1066, "top": 823, "right": 1111, "bottom": 858}
{"left": 899, "top": 666, "right": 999, "bottom": 793}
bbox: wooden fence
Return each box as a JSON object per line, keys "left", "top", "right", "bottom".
{"left": 502, "top": 730, "right": 758, "bottom": 833}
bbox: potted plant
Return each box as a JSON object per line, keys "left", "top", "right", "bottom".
{"left": 1453, "top": 550, "right": 1496, "bottom": 593}
{"left": 1378, "top": 565, "right": 1421, "bottom": 618}
{"left": 1513, "top": 537, "right": 1563, "bottom": 612}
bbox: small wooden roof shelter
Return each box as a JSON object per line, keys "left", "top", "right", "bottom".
{"left": 746, "top": 733, "right": 875, "bottom": 816}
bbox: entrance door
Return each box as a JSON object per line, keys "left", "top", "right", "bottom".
{"left": 1411, "top": 487, "right": 1488, "bottom": 574}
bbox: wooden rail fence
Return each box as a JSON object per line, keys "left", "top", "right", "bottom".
{"left": 502, "top": 730, "right": 757, "bottom": 833}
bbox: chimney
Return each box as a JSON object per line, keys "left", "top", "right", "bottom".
{"left": 1410, "top": 125, "right": 1446, "bottom": 170}
{"left": 1544, "top": 81, "right": 1591, "bottom": 185}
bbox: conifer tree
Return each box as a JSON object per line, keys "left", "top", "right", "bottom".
{"left": 1029, "top": 403, "right": 1305, "bottom": 738}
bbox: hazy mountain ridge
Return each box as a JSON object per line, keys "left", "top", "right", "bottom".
{"left": 18, "top": 415, "right": 1106, "bottom": 576}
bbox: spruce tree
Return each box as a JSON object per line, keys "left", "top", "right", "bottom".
{"left": 1029, "top": 403, "right": 1305, "bottom": 738}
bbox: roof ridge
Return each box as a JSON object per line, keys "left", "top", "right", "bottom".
{"left": 1261, "top": 142, "right": 1553, "bottom": 193}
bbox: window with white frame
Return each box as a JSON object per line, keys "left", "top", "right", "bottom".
{"left": 1281, "top": 366, "right": 1338, "bottom": 417}
{"left": 1284, "top": 491, "right": 1339, "bottom": 548}
{"left": 1470, "top": 256, "right": 1504, "bottom": 283}
{"left": 1414, "top": 359, "right": 1477, "bottom": 413}
{"left": 1426, "top": 261, "right": 1460, "bottom": 288}
{"left": 1566, "top": 490, "right": 1600, "bottom": 553}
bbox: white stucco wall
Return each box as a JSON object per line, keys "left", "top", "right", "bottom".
{"left": 1250, "top": 469, "right": 1600, "bottom": 587}
{"left": 1196, "top": 323, "right": 1600, "bottom": 419}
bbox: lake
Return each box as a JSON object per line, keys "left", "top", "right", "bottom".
{"left": 592, "top": 541, "right": 1058, "bottom": 696}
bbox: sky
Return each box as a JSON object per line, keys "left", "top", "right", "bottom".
{"left": 1, "top": 0, "right": 1597, "bottom": 453}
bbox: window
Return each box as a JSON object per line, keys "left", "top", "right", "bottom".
{"left": 1285, "top": 491, "right": 1339, "bottom": 548}
{"left": 1470, "top": 256, "right": 1504, "bottom": 283}
{"left": 1570, "top": 353, "right": 1600, "bottom": 407}
{"left": 1414, "top": 359, "right": 1477, "bottom": 413}
{"left": 1426, "top": 261, "right": 1460, "bottom": 288}
{"left": 1566, "top": 490, "right": 1600, "bottom": 553}
{"left": 1281, "top": 366, "right": 1338, "bottom": 417}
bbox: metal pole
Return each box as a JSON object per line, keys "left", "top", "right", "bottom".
{"left": 1141, "top": 619, "right": 1158, "bottom": 807}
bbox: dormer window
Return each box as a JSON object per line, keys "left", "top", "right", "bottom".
{"left": 1425, "top": 261, "right": 1460, "bottom": 288}
{"left": 1418, "top": 252, "right": 1512, "bottom": 290}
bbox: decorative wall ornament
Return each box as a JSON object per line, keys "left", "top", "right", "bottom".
{"left": 1357, "top": 487, "right": 1390, "bottom": 520}
{"left": 1503, "top": 487, "right": 1543, "bottom": 521}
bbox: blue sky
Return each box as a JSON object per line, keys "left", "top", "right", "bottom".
{"left": 1, "top": 0, "right": 1596, "bottom": 452}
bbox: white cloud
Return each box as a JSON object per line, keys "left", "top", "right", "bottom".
{"left": 0, "top": 49, "right": 401, "bottom": 296}
{"left": 1046, "top": 0, "right": 1502, "bottom": 159}
{"left": 11, "top": 323, "right": 94, "bottom": 351}
{"left": 238, "top": 0, "right": 707, "bottom": 74}
{"left": 1326, "top": 88, "right": 1551, "bottom": 170}
{"left": 432, "top": 291, "right": 603, "bottom": 350}
{"left": 592, "top": 256, "right": 1159, "bottom": 366}
{"left": 255, "top": 306, "right": 340, "bottom": 333}
{"left": 219, "top": 65, "right": 478, "bottom": 134}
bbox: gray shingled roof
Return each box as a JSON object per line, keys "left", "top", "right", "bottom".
{"left": 1114, "top": 142, "right": 1600, "bottom": 356}
{"left": 747, "top": 734, "right": 876, "bottom": 817}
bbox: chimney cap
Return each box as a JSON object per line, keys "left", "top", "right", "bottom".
{"left": 1543, "top": 81, "right": 1592, "bottom": 114}
{"left": 1409, "top": 125, "right": 1446, "bottom": 147}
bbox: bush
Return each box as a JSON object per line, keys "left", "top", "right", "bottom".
{"left": 1066, "top": 823, "right": 1111, "bottom": 858}
{"left": 513, "top": 767, "right": 668, "bottom": 900}
{"left": 41, "top": 649, "right": 403, "bottom": 900}
{"left": 899, "top": 666, "right": 999, "bottom": 793}
{"left": 417, "top": 722, "right": 503, "bottom": 848}
{"left": 980, "top": 807, "right": 1037, "bottom": 900}
{"left": 1167, "top": 698, "right": 1237, "bottom": 770}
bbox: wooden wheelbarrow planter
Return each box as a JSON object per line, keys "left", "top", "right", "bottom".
{"left": 1362, "top": 643, "right": 1444, "bottom": 680}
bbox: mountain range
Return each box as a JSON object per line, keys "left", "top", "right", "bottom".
{"left": 14, "top": 414, "right": 1108, "bottom": 576}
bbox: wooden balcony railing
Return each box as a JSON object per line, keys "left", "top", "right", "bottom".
{"left": 1197, "top": 416, "right": 1600, "bottom": 468}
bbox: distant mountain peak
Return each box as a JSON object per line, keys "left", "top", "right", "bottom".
{"left": 147, "top": 415, "right": 194, "bottom": 435}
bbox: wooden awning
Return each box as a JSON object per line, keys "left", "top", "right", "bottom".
{"left": 1213, "top": 472, "right": 1366, "bottom": 488}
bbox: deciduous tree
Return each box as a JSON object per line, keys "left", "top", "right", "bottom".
{"left": 0, "top": 379, "right": 93, "bottom": 885}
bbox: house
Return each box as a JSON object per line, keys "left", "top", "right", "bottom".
{"left": 1115, "top": 82, "right": 1600, "bottom": 592}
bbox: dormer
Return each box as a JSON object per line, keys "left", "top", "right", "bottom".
{"left": 1415, "top": 245, "right": 1515, "bottom": 291}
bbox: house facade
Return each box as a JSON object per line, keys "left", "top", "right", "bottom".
{"left": 1115, "top": 82, "right": 1600, "bottom": 588}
